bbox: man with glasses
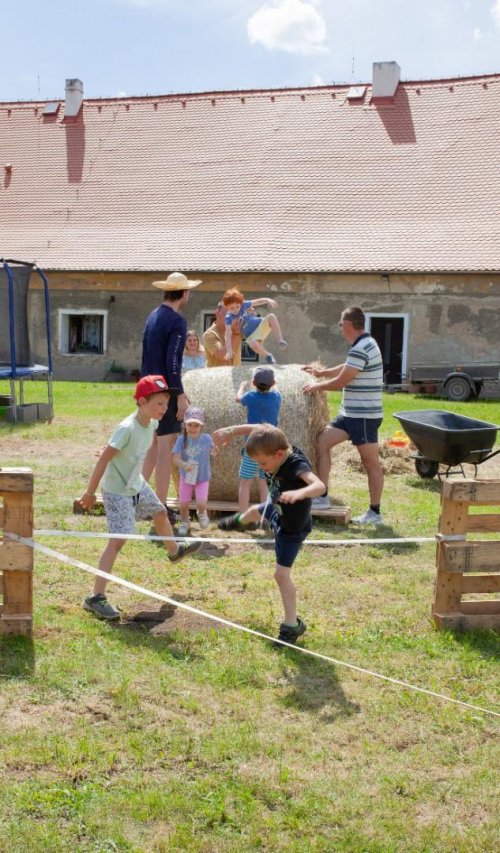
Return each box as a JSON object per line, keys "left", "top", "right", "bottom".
{"left": 302, "top": 306, "right": 384, "bottom": 525}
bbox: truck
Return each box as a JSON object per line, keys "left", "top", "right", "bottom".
{"left": 406, "top": 363, "right": 500, "bottom": 402}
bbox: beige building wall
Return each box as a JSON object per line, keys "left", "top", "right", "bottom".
{"left": 28, "top": 271, "right": 500, "bottom": 382}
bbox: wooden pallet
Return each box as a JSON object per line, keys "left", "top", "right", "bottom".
{"left": 434, "top": 479, "right": 500, "bottom": 632}
{"left": 73, "top": 495, "right": 351, "bottom": 524}
{"left": 0, "top": 468, "right": 34, "bottom": 637}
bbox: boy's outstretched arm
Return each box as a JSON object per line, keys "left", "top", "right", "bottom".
{"left": 79, "top": 445, "right": 119, "bottom": 509}
{"left": 279, "top": 471, "right": 326, "bottom": 504}
{"left": 213, "top": 423, "right": 257, "bottom": 448}
{"left": 250, "top": 297, "right": 277, "bottom": 310}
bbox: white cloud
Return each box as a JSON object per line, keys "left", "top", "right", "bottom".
{"left": 247, "top": 0, "right": 328, "bottom": 55}
{"left": 473, "top": 27, "right": 482, "bottom": 40}
{"left": 311, "top": 73, "right": 324, "bottom": 85}
{"left": 491, "top": 0, "right": 500, "bottom": 28}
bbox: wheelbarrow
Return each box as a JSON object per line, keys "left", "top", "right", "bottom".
{"left": 393, "top": 410, "right": 500, "bottom": 478}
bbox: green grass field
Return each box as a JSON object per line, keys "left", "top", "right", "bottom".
{"left": 0, "top": 380, "right": 499, "bottom": 852}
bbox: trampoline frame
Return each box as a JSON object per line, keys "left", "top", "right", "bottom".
{"left": 1, "top": 258, "right": 54, "bottom": 422}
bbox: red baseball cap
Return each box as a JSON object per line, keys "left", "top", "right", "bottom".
{"left": 134, "top": 375, "right": 169, "bottom": 400}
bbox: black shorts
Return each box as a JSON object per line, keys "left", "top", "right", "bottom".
{"left": 157, "top": 394, "right": 182, "bottom": 437}
{"left": 258, "top": 502, "right": 312, "bottom": 569}
{"left": 331, "top": 415, "right": 382, "bottom": 446}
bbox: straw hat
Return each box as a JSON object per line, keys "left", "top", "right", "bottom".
{"left": 152, "top": 272, "right": 202, "bottom": 291}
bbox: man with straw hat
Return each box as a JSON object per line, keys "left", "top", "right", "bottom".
{"left": 141, "top": 272, "right": 202, "bottom": 512}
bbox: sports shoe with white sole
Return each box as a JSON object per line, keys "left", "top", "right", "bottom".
{"left": 83, "top": 594, "right": 120, "bottom": 620}
{"left": 168, "top": 539, "right": 202, "bottom": 562}
{"left": 352, "top": 509, "right": 383, "bottom": 525}
{"left": 197, "top": 511, "right": 210, "bottom": 529}
{"left": 311, "top": 495, "right": 331, "bottom": 510}
{"left": 177, "top": 521, "right": 191, "bottom": 537}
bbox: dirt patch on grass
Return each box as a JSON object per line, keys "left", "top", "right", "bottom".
{"left": 122, "top": 600, "right": 227, "bottom": 636}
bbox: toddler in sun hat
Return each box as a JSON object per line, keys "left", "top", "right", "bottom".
{"left": 172, "top": 405, "right": 216, "bottom": 535}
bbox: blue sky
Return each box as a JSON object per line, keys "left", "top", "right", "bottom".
{"left": 1, "top": 0, "right": 499, "bottom": 101}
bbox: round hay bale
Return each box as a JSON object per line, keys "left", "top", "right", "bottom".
{"left": 182, "top": 364, "right": 329, "bottom": 502}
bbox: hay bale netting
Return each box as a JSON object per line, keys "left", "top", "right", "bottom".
{"left": 182, "top": 364, "right": 329, "bottom": 502}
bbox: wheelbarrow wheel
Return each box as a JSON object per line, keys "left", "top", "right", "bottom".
{"left": 414, "top": 456, "right": 439, "bottom": 479}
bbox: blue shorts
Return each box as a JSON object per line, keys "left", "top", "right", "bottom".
{"left": 258, "top": 502, "right": 312, "bottom": 569}
{"left": 239, "top": 450, "right": 266, "bottom": 480}
{"left": 157, "top": 394, "right": 181, "bottom": 437}
{"left": 331, "top": 415, "right": 382, "bottom": 446}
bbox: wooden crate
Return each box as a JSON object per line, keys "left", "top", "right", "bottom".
{"left": 0, "top": 468, "right": 34, "bottom": 636}
{"left": 434, "top": 479, "right": 500, "bottom": 632}
{"left": 74, "top": 495, "right": 351, "bottom": 524}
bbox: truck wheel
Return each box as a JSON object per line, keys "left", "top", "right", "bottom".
{"left": 415, "top": 457, "right": 439, "bottom": 479}
{"left": 444, "top": 376, "right": 472, "bottom": 402}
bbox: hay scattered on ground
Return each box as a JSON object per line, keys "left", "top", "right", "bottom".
{"left": 330, "top": 441, "right": 416, "bottom": 476}
{"left": 183, "top": 364, "right": 329, "bottom": 501}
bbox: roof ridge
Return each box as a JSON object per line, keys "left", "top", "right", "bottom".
{"left": 1, "top": 71, "right": 499, "bottom": 108}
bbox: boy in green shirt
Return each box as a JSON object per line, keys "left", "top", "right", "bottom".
{"left": 79, "top": 375, "right": 201, "bottom": 619}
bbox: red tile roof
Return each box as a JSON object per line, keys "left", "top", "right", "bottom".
{"left": 0, "top": 75, "right": 499, "bottom": 273}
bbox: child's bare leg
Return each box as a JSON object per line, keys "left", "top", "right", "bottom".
{"left": 179, "top": 503, "right": 190, "bottom": 525}
{"left": 93, "top": 538, "right": 126, "bottom": 596}
{"left": 258, "top": 479, "right": 268, "bottom": 502}
{"left": 238, "top": 505, "right": 261, "bottom": 525}
{"left": 152, "top": 508, "right": 178, "bottom": 556}
{"left": 248, "top": 339, "right": 271, "bottom": 359}
{"left": 238, "top": 478, "right": 253, "bottom": 512}
{"left": 274, "top": 564, "right": 296, "bottom": 625}
{"left": 267, "top": 313, "right": 286, "bottom": 346}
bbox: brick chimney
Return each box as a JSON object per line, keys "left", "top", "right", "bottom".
{"left": 64, "top": 79, "right": 83, "bottom": 118}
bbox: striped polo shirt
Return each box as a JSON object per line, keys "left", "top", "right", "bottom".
{"left": 339, "top": 333, "right": 383, "bottom": 419}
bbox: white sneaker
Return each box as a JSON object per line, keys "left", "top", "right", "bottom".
{"left": 312, "top": 495, "right": 331, "bottom": 510}
{"left": 198, "top": 511, "right": 210, "bottom": 529}
{"left": 177, "top": 521, "right": 191, "bottom": 536}
{"left": 352, "top": 509, "right": 383, "bottom": 526}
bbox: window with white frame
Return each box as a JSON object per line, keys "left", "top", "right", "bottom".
{"left": 58, "top": 309, "right": 108, "bottom": 355}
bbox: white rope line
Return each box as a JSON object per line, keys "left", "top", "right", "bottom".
{"left": 7, "top": 533, "right": 499, "bottom": 720}
{"left": 35, "top": 529, "right": 436, "bottom": 546}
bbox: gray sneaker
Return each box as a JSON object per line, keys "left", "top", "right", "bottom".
{"left": 83, "top": 594, "right": 120, "bottom": 620}
{"left": 352, "top": 509, "right": 383, "bottom": 526}
{"left": 312, "top": 495, "right": 331, "bottom": 510}
{"left": 168, "top": 539, "right": 203, "bottom": 562}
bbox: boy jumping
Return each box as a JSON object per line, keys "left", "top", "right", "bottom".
{"left": 213, "top": 423, "right": 325, "bottom": 645}
{"left": 222, "top": 287, "right": 287, "bottom": 365}
{"left": 79, "top": 375, "right": 201, "bottom": 620}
